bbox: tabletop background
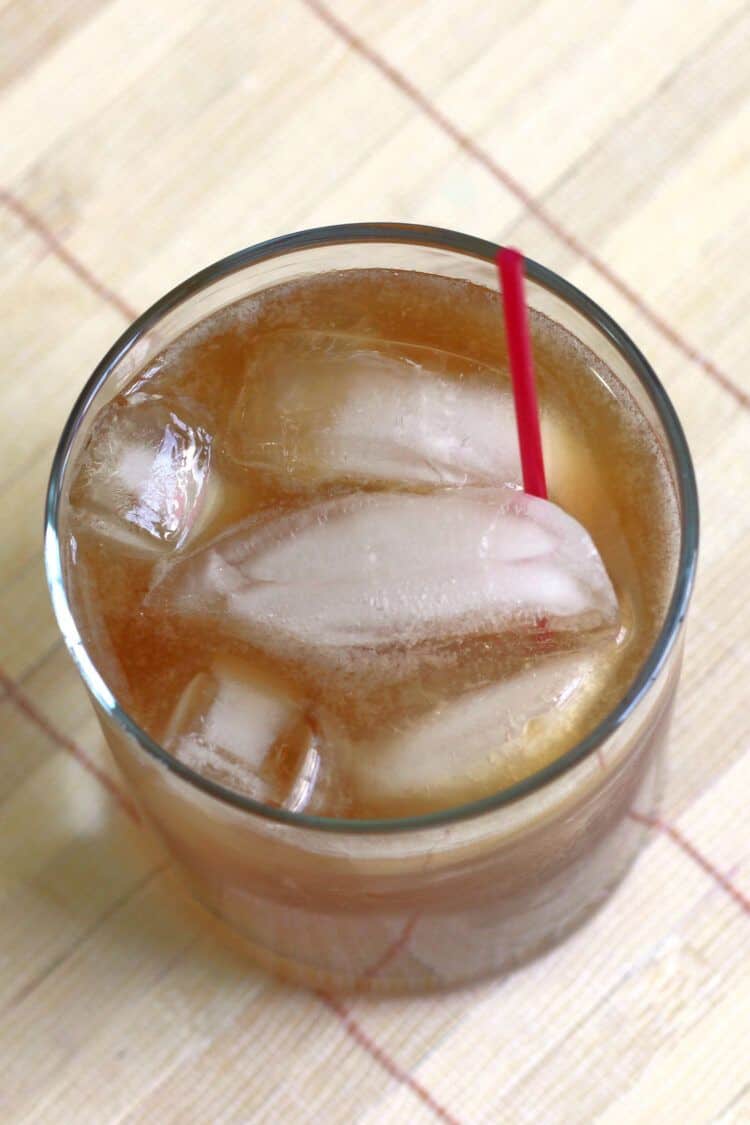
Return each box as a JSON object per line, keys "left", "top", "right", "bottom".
{"left": 2, "top": 2, "right": 750, "bottom": 1122}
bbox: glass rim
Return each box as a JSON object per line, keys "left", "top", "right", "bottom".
{"left": 44, "top": 222, "right": 699, "bottom": 836}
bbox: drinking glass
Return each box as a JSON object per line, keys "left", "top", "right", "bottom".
{"left": 45, "top": 225, "right": 698, "bottom": 992}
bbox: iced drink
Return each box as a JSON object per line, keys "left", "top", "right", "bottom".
{"left": 48, "top": 233, "right": 696, "bottom": 991}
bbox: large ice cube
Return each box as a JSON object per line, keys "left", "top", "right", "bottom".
{"left": 150, "top": 486, "right": 619, "bottom": 659}
{"left": 71, "top": 392, "right": 226, "bottom": 554}
{"left": 227, "top": 330, "right": 615, "bottom": 513}
{"left": 227, "top": 331, "right": 522, "bottom": 488}
{"left": 340, "top": 650, "right": 602, "bottom": 810}
{"left": 163, "top": 656, "right": 323, "bottom": 811}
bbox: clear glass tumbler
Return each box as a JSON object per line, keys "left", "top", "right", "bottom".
{"left": 45, "top": 225, "right": 698, "bottom": 993}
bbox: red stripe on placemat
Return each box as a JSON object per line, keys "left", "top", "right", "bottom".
{"left": 301, "top": 0, "right": 750, "bottom": 413}
{"left": 630, "top": 810, "right": 750, "bottom": 915}
{"left": 318, "top": 991, "right": 464, "bottom": 1125}
{"left": 0, "top": 187, "right": 138, "bottom": 322}
{"left": 357, "top": 912, "right": 420, "bottom": 986}
{"left": 0, "top": 663, "right": 140, "bottom": 824}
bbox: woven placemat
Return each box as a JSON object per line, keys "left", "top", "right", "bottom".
{"left": 1, "top": 2, "right": 749, "bottom": 1121}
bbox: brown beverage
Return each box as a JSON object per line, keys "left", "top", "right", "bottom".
{"left": 52, "top": 240, "right": 692, "bottom": 992}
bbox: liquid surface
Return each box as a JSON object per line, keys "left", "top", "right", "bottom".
{"left": 64, "top": 269, "right": 679, "bottom": 818}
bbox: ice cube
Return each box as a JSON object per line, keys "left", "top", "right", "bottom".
{"left": 342, "top": 649, "right": 603, "bottom": 811}
{"left": 71, "top": 392, "right": 226, "bottom": 554}
{"left": 150, "top": 486, "right": 619, "bottom": 660}
{"left": 163, "top": 656, "right": 323, "bottom": 811}
{"left": 227, "top": 331, "right": 522, "bottom": 488}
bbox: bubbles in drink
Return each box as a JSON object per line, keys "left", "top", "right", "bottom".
{"left": 70, "top": 392, "right": 223, "bottom": 554}
{"left": 162, "top": 656, "right": 328, "bottom": 813}
{"left": 149, "top": 486, "right": 618, "bottom": 660}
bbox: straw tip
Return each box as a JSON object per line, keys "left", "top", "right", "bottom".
{"left": 497, "top": 246, "right": 523, "bottom": 270}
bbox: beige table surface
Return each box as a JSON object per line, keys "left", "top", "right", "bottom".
{"left": 2, "top": 2, "right": 750, "bottom": 1122}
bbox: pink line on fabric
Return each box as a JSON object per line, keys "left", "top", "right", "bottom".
{"left": 0, "top": 187, "right": 137, "bottom": 322}
{"left": 0, "top": 663, "right": 140, "bottom": 823}
{"left": 630, "top": 810, "right": 750, "bottom": 915}
{"left": 318, "top": 991, "right": 464, "bottom": 1125}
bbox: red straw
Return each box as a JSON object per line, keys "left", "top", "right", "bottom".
{"left": 496, "top": 247, "right": 547, "bottom": 499}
